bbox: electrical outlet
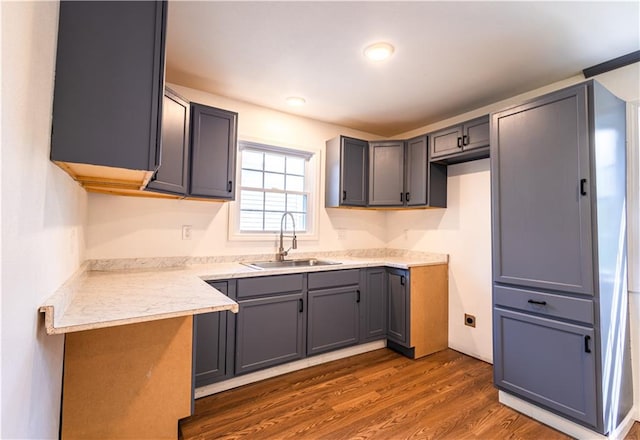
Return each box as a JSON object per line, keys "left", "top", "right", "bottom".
{"left": 464, "top": 313, "right": 476, "bottom": 328}
{"left": 182, "top": 225, "right": 192, "bottom": 240}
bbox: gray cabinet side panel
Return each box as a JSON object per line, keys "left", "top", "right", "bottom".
{"left": 369, "top": 141, "right": 404, "bottom": 206}
{"left": 428, "top": 163, "right": 447, "bottom": 208}
{"left": 406, "top": 136, "right": 428, "bottom": 206}
{"left": 493, "top": 307, "right": 598, "bottom": 428}
{"left": 590, "top": 81, "right": 633, "bottom": 430}
{"left": 491, "top": 85, "right": 594, "bottom": 294}
{"left": 51, "top": 1, "right": 165, "bottom": 171}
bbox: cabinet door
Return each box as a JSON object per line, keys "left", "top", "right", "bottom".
{"left": 307, "top": 286, "right": 359, "bottom": 356}
{"left": 362, "top": 268, "right": 387, "bottom": 342}
{"left": 405, "top": 136, "right": 428, "bottom": 206}
{"left": 387, "top": 269, "right": 409, "bottom": 346}
{"left": 340, "top": 137, "right": 368, "bottom": 206}
{"left": 189, "top": 104, "right": 238, "bottom": 199}
{"left": 462, "top": 115, "right": 489, "bottom": 151}
{"left": 493, "top": 307, "right": 597, "bottom": 427}
{"left": 491, "top": 86, "right": 593, "bottom": 294}
{"left": 51, "top": 1, "right": 166, "bottom": 171}
{"left": 147, "top": 89, "right": 189, "bottom": 195}
{"left": 235, "top": 293, "right": 305, "bottom": 375}
{"left": 369, "top": 141, "right": 404, "bottom": 206}
{"left": 193, "top": 281, "right": 235, "bottom": 387}
{"left": 429, "top": 125, "right": 462, "bottom": 160}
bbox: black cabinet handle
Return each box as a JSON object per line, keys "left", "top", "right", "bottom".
{"left": 342, "top": 190, "right": 347, "bottom": 201}
{"left": 400, "top": 192, "right": 403, "bottom": 202}
{"left": 405, "top": 192, "right": 410, "bottom": 202}
{"left": 584, "top": 335, "right": 591, "bottom": 353}
{"left": 462, "top": 135, "right": 469, "bottom": 145}
{"left": 580, "top": 178, "right": 587, "bottom": 196}
{"left": 227, "top": 181, "right": 233, "bottom": 192}
{"left": 457, "top": 137, "right": 463, "bottom": 148}
{"left": 400, "top": 275, "right": 406, "bottom": 286}
{"left": 299, "top": 298, "right": 304, "bottom": 313}
{"left": 527, "top": 299, "right": 547, "bottom": 306}
{"left": 356, "top": 289, "right": 361, "bottom": 303}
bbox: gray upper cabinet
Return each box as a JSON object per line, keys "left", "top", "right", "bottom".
{"left": 369, "top": 141, "right": 405, "bottom": 206}
{"left": 189, "top": 103, "right": 238, "bottom": 200}
{"left": 147, "top": 89, "right": 190, "bottom": 195}
{"left": 193, "top": 281, "right": 236, "bottom": 388}
{"left": 492, "top": 88, "right": 593, "bottom": 295}
{"left": 491, "top": 81, "right": 633, "bottom": 435}
{"left": 430, "top": 115, "right": 489, "bottom": 164}
{"left": 405, "top": 136, "right": 428, "bottom": 206}
{"left": 326, "top": 136, "right": 368, "bottom": 207}
{"left": 50, "top": 1, "right": 167, "bottom": 190}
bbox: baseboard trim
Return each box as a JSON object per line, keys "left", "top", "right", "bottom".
{"left": 499, "top": 391, "right": 636, "bottom": 440}
{"left": 195, "top": 340, "right": 387, "bottom": 399}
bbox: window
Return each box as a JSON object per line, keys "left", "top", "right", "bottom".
{"left": 231, "top": 141, "right": 317, "bottom": 238}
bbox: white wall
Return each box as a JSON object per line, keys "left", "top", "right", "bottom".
{"left": 86, "top": 84, "right": 388, "bottom": 260}
{"left": 1, "top": 2, "right": 87, "bottom": 438}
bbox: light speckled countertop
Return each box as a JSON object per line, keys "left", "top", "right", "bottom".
{"left": 40, "top": 249, "right": 447, "bottom": 335}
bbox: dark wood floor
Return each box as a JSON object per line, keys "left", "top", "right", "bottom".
{"left": 181, "top": 348, "right": 639, "bottom": 440}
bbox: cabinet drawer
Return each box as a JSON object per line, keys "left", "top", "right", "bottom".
{"left": 237, "top": 274, "right": 304, "bottom": 298}
{"left": 494, "top": 285, "right": 593, "bottom": 325}
{"left": 308, "top": 269, "right": 360, "bottom": 290}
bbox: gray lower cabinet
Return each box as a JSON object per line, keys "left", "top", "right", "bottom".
{"left": 235, "top": 274, "right": 306, "bottom": 375}
{"left": 194, "top": 281, "right": 236, "bottom": 387}
{"left": 493, "top": 307, "right": 597, "bottom": 426}
{"left": 491, "top": 80, "right": 632, "bottom": 434}
{"left": 361, "top": 267, "right": 387, "bottom": 342}
{"left": 387, "top": 268, "right": 409, "bottom": 347}
{"left": 429, "top": 115, "right": 489, "bottom": 164}
{"left": 307, "top": 270, "right": 361, "bottom": 356}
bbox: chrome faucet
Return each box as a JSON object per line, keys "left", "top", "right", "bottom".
{"left": 276, "top": 212, "right": 297, "bottom": 261}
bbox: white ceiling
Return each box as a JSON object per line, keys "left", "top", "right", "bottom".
{"left": 166, "top": 1, "right": 640, "bottom": 137}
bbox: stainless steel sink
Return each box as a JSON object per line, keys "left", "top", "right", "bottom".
{"left": 243, "top": 258, "right": 342, "bottom": 270}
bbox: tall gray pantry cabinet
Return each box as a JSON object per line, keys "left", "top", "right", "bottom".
{"left": 491, "top": 80, "right": 633, "bottom": 435}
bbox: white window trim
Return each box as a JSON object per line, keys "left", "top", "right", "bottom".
{"left": 627, "top": 101, "right": 639, "bottom": 294}
{"left": 228, "top": 139, "right": 321, "bottom": 242}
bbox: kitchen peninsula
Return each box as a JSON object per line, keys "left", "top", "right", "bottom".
{"left": 40, "top": 249, "right": 448, "bottom": 439}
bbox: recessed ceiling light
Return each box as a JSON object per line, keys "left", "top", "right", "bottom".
{"left": 286, "top": 96, "right": 306, "bottom": 107}
{"left": 363, "top": 42, "right": 394, "bottom": 61}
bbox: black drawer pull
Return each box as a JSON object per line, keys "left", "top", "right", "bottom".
{"left": 584, "top": 335, "right": 591, "bottom": 353}
{"left": 400, "top": 275, "right": 406, "bottom": 286}
{"left": 457, "top": 137, "right": 463, "bottom": 148}
{"left": 580, "top": 178, "right": 587, "bottom": 196}
{"left": 356, "top": 289, "right": 361, "bottom": 303}
{"left": 462, "top": 135, "right": 469, "bottom": 145}
{"left": 400, "top": 192, "right": 404, "bottom": 202}
{"left": 342, "top": 190, "right": 347, "bottom": 201}
{"left": 527, "top": 299, "right": 547, "bottom": 306}
{"left": 299, "top": 298, "right": 304, "bottom": 313}
{"left": 405, "top": 192, "right": 410, "bottom": 202}
{"left": 227, "top": 180, "right": 233, "bottom": 192}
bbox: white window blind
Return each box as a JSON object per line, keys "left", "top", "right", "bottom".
{"left": 237, "top": 141, "right": 313, "bottom": 233}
